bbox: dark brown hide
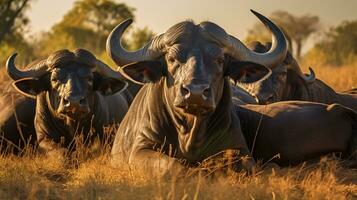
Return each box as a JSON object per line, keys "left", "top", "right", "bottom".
{"left": 6, "top": 49, "right": 130, "bottom": 157}
{"left": 236, "top": 101, "right": 357, "bottom": 166}
{"left": 238, "top": 42, "right": 357, "bottom": 111}
{"left": 110, "top": 11, "right": 288, "bottom": 174}
{"left": 0, "top": 91, "right": 36, "bottom": 154}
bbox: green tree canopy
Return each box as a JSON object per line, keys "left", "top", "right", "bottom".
{"left": 0, "top": 0, "right": 31, "bottom": 44}
{"left": 0, "top": 0, "right": 34, "bottom": 66}
{"left": 310, "top": 20, "right": 357, "bottom": 65}
{"left": 36, "top": 0, "right": 135, "bottom": 57}
{"left": 128, "top": 27, "right": 154, "bottom": 50}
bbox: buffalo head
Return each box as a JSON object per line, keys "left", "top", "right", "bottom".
{"left": 6, "top": 49, "right": 128, "bottom": 120}
{"left": 237, "top": 41, "right": 315, "bottom": 104}
{"left": 107, "top": 10, "right": 288, "bottom": 116}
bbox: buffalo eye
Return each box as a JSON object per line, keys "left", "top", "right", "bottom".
{"left": 51, "top": 76, "right": 62, "bottom": 84}
{"left": 278, "top": 70, "right": 287, "bottom": 78}
{"left": 51, "top": 77, "right": 58, "bottom": 82}
{"left": 167, "top": 55, "right": 176, "bottom": 64}
{"left": 216, "top": 57, "right": 224, "bottom": 65}
{"left": 51, "top": 70, "right": 66, "bottom": 83}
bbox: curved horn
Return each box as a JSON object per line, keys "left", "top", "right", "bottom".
{"left": 287, "top": 57, "right": 316, "bottom": 84}
{"left": 6, "top": 53, "right": 48, "bottom": 80}
{"left": 106, "top": 19, "right": 164, "bottom": 67}
{"left": 301, "top": 67, "right": 315, "bottom": 83}
{"left": 224, "top": 10, "right": 287, "bottom": 68}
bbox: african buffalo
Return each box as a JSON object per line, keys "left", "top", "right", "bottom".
{"left": 236, "top": 101, "right": 357, "bottom": 166}
{"left": 0, "top": 91, "right": 36, "bottom": 154}
{"left": 6, "top": 49, "right": 130, "bottom": 158}
{"left": 238, "top": 41, "right": 357, "bottom": 111}
{"left": 109, "top": 10, "right": 288, "bottom": 174}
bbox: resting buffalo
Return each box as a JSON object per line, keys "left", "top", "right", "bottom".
{"left": 238, "top": 41, "right": 357, "bottom": 111}
{"left": 6, "top": 49, "right": 130, "bottom": 157}
{"left": 0, "top": 91, "right": 36, "bottom": 154}
{"left": 109, "top": 10, "right": 288, "bottom": 173}
{"left": 236, "top": 101, "right": 357, "bottom": 166}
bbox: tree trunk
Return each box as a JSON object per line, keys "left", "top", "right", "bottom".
{"left": 296, "top": 40, "right": 302, "bottom": 61}
{"left": 0, "top": 0, "right": 29, "bottom": 44}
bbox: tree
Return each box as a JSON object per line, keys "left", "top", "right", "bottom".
{"left": 0, "top": 32, "right": 34, "bottom": 66}
{"left": 0, "top": 0, "right": 34, "bottom": 66}
{"left": 128, "top": 27, "right": 154, "bottom": 50}
{"left": 36, "top": 0, "right": 135, "bottom": 57}
{"left": 245, "top": 10, "right": 320, "bottom": 60}
{"left": 306, "top": 20, "right": 357, "bottom": 66}
{"left": 0, "top": 0, "right": 31, "bottom": 45}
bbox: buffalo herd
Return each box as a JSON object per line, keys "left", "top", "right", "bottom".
{"left": 0, "top": 10, "right": 356, "bottom": 175}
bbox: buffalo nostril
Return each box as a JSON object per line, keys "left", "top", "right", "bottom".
{"left": 181, "top": 85, "right": 190, "bottom": 99}
{"left": 63, "top": 99, "right": 70, "bottom": 107}
{"left": 79, "top": 98, "right": 86, "bottom": 106}
{"left": 202, "top": 86, "right": 211, "bottom": 100}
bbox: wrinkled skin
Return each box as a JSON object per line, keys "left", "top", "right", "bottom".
{"left": 238, "top": 41, "right": 357, "bottom": 111}
{"left": 236, "top": 101, "right": 357, "bottom": 166}
{"left": 7, "top": 49, "right": 130, "bottom": 158}
{"left": 110, "top": 20, "right": 285, "bottom": 175}
{"left": 237, "top": 41, "right": 294, "bottom": 104}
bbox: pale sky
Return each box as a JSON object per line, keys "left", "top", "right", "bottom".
{"left": 27, "top": 0, "right": 357, "bottom": 41}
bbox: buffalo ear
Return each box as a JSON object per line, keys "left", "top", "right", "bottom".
{"left": 120, "top": 61, "right": 164, "bottom": 85}
{"left": 13, "top": 78, "right": 48, "bottom": 99}
{"left": 226, "top": 61, "right": 271, "bottom": 83}
{"left": 93, "top": 74, "right": 129, "bottom": 96}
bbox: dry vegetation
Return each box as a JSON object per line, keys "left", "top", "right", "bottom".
{"left": 1, "top": 151, "right": 357, "bottom": 200}
{"left": 300, "top": 61, "right": 357, "bottom": 91}
{"left": 0, "top": 62, "right": 356, "bottom": 200}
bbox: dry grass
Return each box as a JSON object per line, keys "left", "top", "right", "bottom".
{"left": 1, "top": 147, "right": 357, "bottom": 200}
{"left": 300, "top": 61, "right": 357, "bottom": 92}
{"left": 0, "top": 62, "right": 356, "bottom": 200}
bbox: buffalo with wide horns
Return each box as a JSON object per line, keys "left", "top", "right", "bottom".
{"left": 109, "top": 10, "right": 288, "bottom": 174}
{"left": 237, "top": 41, "right": 357, "bottom": 111}
{"left": 6, "top": 49, "right": 130, "bottom": 158}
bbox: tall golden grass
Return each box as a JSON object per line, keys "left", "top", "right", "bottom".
{"left": 1, "top": 147, "right": 357, "bottom": 199}
{"left": 300, "top": 61, "right": 357, "bottom": 92}
{"left": 0, "top": 62, "right": 356, "bottom": 199}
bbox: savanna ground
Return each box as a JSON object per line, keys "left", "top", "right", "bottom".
{"left": 0, "top": 62, "right": 356, "bottom": 200}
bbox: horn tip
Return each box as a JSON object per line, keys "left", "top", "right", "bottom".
{"left": 6, "top": 53, "right": 18, "bottom": 66}
{"left": 308, "top": 67, "right": 315, "bottom": 74}
{"left": 250, "top": 9, "right": 260, "bottom": 17}
{"left": 9, "top": 53, "right": 18, "bottom": 59}
{"left": 250, "top": 9, "right": 267, "bottom": 23}
{"left": 124, "top": 18, "right": 133, "bottom": 26}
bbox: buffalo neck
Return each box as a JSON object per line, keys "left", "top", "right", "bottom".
{"left": 282, "top": 72, "right": 306, "bottom": 101}
{"left": 284, "top": 73, "right": 338, "bottom": 103}
{"left": 162, "top": 78, "right": 240, "bottom": 163}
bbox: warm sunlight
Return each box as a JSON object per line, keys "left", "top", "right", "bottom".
{"left": 0, "top": 0, "right": 356, "bottom": 199}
